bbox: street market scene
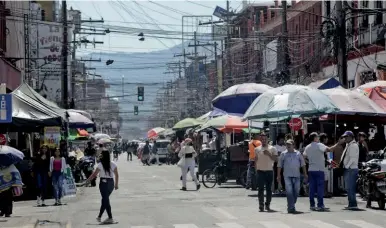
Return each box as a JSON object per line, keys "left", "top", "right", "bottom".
{"left": 3, "top": 0, "right": 386, "bottom": 228}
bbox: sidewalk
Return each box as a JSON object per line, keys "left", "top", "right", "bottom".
{"left": 1, "top": 188, "right": 85, "bottom": 228}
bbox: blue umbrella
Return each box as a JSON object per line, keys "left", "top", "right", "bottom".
{"left": 212, "top": 83, "right": 272, "bottom": 114}
{"left": 0, "top": 145, "right": 25, "bottom": 168}
{"left": 243, "top": 84, "right": 339, "bottom": 120}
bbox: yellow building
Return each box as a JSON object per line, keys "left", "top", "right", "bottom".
{"left": 37, "top": 1, "right": 58, "bottom": 22}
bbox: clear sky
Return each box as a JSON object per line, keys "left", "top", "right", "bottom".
{"left": 67, "top": 0, "right": 252, "bottom": 54}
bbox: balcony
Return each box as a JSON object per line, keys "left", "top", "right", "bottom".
{"left": 356, "top": 23, "right": 386, "bottom": 48}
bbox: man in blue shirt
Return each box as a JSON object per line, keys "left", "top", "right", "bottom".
{"left": 277, "top": 139, "right": 307, "bottom": 213}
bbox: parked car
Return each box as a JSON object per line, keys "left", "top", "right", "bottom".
{"left": 155, "top": 139, "right": 170, "bottom": 163}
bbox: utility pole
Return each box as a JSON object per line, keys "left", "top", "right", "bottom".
{"left": 277, "top": 0, "right": 291, "bottom": 85}
{"left": 226, "top": 0, "right": 232, "bottom": 88}
{"left": 61, "top": 0, "right": 69, "bottom": 109}
{"left": 24, "top": 14, "right": 30, "bottom": 85}
{"left": 336, "top": 1, "right": 348, "bottom": 88}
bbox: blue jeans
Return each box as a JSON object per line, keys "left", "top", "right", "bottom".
{"left": 344, "top": 169, "right": 358, "bottom": 207}
{"left": 52, "top": 171, "right": 64, "bottom": 201}
{"left": 36, "top": 173, "right": 48, "bottom": 200}
{"left": 284, "top": 176, "right": 300, "bottom": 211}
{"left": 308, "top": 171, "right": 325, "bottom": 208}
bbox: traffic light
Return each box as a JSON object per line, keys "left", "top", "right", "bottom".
{"left": 137, "top": 86, "right": 144, "bottom": 101}
{"left": 134, "top": 105, "right": 138, "bottom": 115}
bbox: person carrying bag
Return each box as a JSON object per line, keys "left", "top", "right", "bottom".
{"left": 178, "top": 138, "right": 200, "bottom": 191}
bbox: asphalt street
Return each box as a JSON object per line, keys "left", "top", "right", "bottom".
{"left": 2, "top": 155, "right": 386, "bottom": 228}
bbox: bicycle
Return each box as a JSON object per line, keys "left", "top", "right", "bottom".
{"left": 202, "top": 154, "right": 229, "bottom": 188}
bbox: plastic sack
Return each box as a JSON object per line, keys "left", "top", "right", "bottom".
{"left": 62, "top": 166, "right": 76, "bottom": 197}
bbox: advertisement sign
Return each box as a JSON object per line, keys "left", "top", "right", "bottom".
{"left": 213, "top": 6, "right": 228, "bottom": 20}
{"left": 30, "top": 22, "right": 72, "bottom": 104}
{"left": 44, "top": 126, "right": 61, "bottom": 148}
{"left": 288, "top": 118, "right": 303, "bottom": 131}
{"left": 0, "top": 94, "right": 12, "bottom": 123}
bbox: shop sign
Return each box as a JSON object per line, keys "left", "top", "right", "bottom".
{"left": 288, "top": 118, "right": 303, "bottom": 131}
{"left": 0, "top": 134, "right": 6, "bottom": 145}
{"left": 30, "top": 22, "right": 72, "bottom": 104}
{"left": 44, "top": 126, "right": 61, "bottom": 148}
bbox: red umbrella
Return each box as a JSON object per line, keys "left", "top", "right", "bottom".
{"left": 147, "top": 127, "right": 165, "bottom": 139}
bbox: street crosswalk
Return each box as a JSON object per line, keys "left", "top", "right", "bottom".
{"left": 5, "top": 219, "right": 386, "bottom": 228}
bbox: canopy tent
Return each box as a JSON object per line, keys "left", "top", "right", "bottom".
{"left": 13, "top": 83, "right": 95, "bottom": 128}
{"left": 197, "top": 108, "right": 242, "bottom": 121}
{"left": 0, "top": 93, "right": 62, "bottom": 132}
{"left": 308, "top": 77, "right": 341, "bottom": 90}
{"left": 212, "top": 83, "right": 272, "bottom": 114}
{"left": 243, "top": 84, "right": 339, "bottom": 121}
{"left": 322, "top": 87, "right": 386, "bottom": 116}
{"left": 13, "top": 83, "right": 65, "bottom": 117}
{"left": 172, "top": 118, "right": 204, "bottom": 130}
{"left": 199, "top": 115, "right": 248, "bottom": 132}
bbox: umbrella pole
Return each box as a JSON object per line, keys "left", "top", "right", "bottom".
{"left": 334, "top": 114, "right": 337, "bottom": 143}
{"left": 248, "top": 120, "right": 251, "bottom": 139}
{"left": 233, "top": 129, "right": 235, "bottom": 144}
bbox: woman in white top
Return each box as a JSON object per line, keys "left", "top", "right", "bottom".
{"left": 85, "top": 150, "right": 119, "bottom": 224}
{"left": 178, "top": 138, "right": 200, "bottom": 191}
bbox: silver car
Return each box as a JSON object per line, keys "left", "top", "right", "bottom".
{"left": 155, "top": 139, "right": 170, "bottom": 161}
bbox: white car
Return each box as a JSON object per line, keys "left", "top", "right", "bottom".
{"left": 154, "top": 139, "right": 170, "bottom": 161}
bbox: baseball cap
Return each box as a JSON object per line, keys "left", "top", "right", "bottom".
{"left": 260, "top": 132, "right": 267, "bottom": 136}
{"left": 342, "top": 131, "right": 354, "bottom": 137}
{"left": 286, "top": 139, "right": 295, "bottom": 145}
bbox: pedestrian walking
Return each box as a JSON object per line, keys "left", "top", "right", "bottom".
{"left": 152, "top": 140, "right": 160, "bottom": 165}
{"left": 303, "top": 132, "right": 330, "bottom": 211}
{"left": 85, "top": 150, "right": 119, "bottom": 224}
{"left": 339, "top": 131, "right": 360, "bottom": 210}
{"left": 277, "top": 139, "right": 307, "bottom": 213}
{"left": 141, "top": 141, "right": 151, "bottom": 166}
{"left": 127, "top": 143, "right": 133, "bottom": 161}
{"left": 32, "top": 145, "right": 50, "bottom": 206}
{"left": 49, "top": 148, "right": 67, "bottom": 205}
{"left": 254, "top": 132, "right": 278, "bottom": 212}
{"left": 246, "top": 134, "right": 261, "bottom": 189}
{"left": 274, "top": 135, "right": 286, "bottom": 193}
{"left": 178, "top": 138, "right": 200, "bottom": 191}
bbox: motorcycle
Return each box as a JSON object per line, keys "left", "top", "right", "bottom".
{"left": 357, "top": 159, "right": 386, "bottom": 209}
{"left": 79, "top": 156, "right": 96, "bottom": 187}
{"left": 67, "top": 151, "right": 82, "bottom": 183}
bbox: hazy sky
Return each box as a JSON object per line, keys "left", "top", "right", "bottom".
{"left": 67, "top": 0, "right": 252, "bottom": 54}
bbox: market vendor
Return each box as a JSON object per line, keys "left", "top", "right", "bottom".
{"left": 0, "top": 164, "right": 23, "bottom": 217}
{"left": 246, "top": 134, "right": 261, "bottom": 189}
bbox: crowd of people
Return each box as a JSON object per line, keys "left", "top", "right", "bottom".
{"left": 247, "top": 130, "right": 365, "bottom": 213}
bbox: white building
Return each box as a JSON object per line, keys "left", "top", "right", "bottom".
{"left": 321, "top": 0, "right": 386, "bottom": 88}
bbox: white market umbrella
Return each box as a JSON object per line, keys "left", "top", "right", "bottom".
{"left": 243, "top": 84, "right": 339, "bottom": 120}
{"left": 323, "top": 87, "right": 386, "bottom": 116}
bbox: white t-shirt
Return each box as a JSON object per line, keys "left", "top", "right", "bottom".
{"left": 97, "top": 162, "right": 117, "bottom": 178}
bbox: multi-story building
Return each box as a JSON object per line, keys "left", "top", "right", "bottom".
{"left": 222, "top": 3, "right": 272, "bottom": 89}
{"left": 259, "top": 1, "right": 324, "bottom": 85}
{"left": 0, "top": 1, "right": 29, "bottom": 90}
{"left": 322, "top": 0, "right": 386, "bottom": 88}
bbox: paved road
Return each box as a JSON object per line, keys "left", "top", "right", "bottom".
{"left": 2, "top": 156, "right": 386, "bottom": 228}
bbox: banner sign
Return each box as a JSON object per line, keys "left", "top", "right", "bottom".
{"left": 44, "top": 126, "right": 61, "bottom": 148}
